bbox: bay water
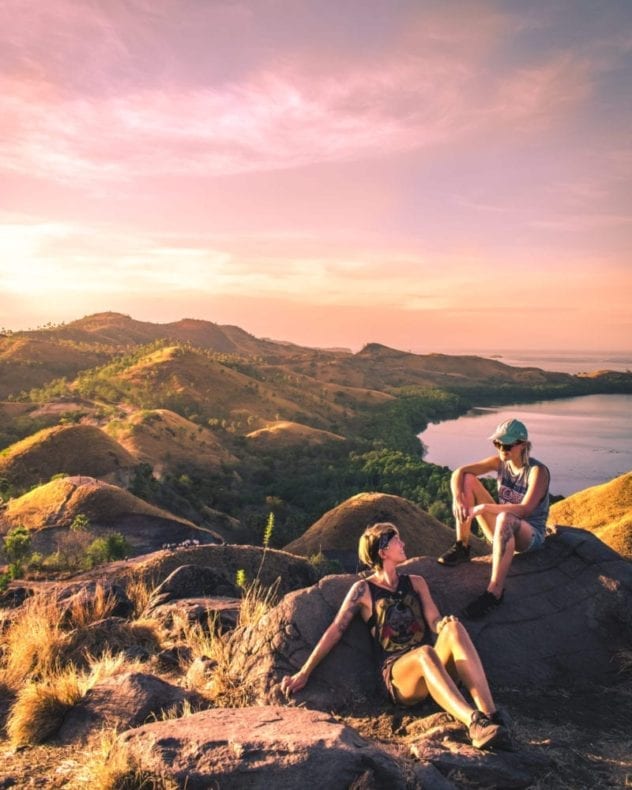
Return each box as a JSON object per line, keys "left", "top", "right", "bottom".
{"left": 419, "top": 393, "right": 632, "bottom": 498}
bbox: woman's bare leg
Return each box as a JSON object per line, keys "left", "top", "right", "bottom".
{"left": 433, "top": 620, "right": 496, "bottom": 714}
{"left": 390, "top": 645, "right": 476, "bottom": 726}
{"left": 488, "top": 514, "right": 536, "bottom": 597}
{"left": 456, "top": 474, "right": 496, "bottom": 544}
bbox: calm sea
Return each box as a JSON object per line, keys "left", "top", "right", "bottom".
{"left": 418, "top": 353, "right": 632, "bottom": 498}
{"left": 451, "top": 350, "right": 632, "bottom": 375}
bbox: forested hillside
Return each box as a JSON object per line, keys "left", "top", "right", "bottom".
{"left": 1, "top": 312, "right": 630, "bottom": 561}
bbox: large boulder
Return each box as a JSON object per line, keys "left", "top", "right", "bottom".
{"left": 144, "top": 564, "right": 241, "bottom": 610}
{"left": 225, "top": 528, "right": 632, "bottom": 711}
{"left": 119, "top": 706, "right": 409, "bottom": 789}
{"left": 97, "top": 544, "right": 319, "bottom": 597}
{"left": 55, "top": 672, "right": 204, "bottom": 745}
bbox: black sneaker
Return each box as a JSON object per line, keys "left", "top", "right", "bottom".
{"left": 437, "top": 541, "right": 470, "bottom": 566}
{"left": 468, "top": 710, "right": 501, "bottom": 750}
{"left": 463, "top": 590, "right": 504, "bottom": 619}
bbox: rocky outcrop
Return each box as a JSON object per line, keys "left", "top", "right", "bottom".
{"left": 100, "top": 544, "right": 319, "bottom": 597}
{"left": 119, "top": 706, "right": 410, "bottom": 789}
{"left": 147, "top": 596, "right": 241, "bottom": 636}
{"left": 225, "top": 528, "right": 632, "bottom": 711}
{"left": 144, "top": 564, "right": 241, "bottom": 609}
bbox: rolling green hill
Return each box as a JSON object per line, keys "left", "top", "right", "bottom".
{"left": 0, "top": 312, "right": 629, "bottom": 566}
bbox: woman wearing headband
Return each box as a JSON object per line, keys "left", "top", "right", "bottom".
{"left": 281, "top": 522, "right": 511, "bottom": 751}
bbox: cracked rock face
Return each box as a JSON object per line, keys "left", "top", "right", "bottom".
{"left": 226, "top": 528, "right": 632, "bottom": 711}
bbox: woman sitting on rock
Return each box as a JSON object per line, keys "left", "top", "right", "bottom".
{"left": 438, "top": 418, "right": 550, "bottom": 619}
{"left": 281, "top": 522, "right": 511, "bottom": 751}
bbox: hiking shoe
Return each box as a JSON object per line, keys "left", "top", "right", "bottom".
{"left": 463, "top": 590, "right": 504, "bottom": 619}
{"left": 488, "top": 709, "right": 514, "bottom": 750}
{"left": 468, "top": 710, "right": 501, "bottom": 750}
{"left": 490, "top": 708, "right": 512, "bottom": 731}
{"left": 437, "top": 541, "right": 470, "bottom": 566}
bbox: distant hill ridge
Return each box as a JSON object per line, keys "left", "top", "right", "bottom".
{"left": 1, "top": 312, "right": 630, "bottom": 404}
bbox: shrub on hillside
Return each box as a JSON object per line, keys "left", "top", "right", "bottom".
{"left": 85, "top": 533, "right": 130, "bottom": 567}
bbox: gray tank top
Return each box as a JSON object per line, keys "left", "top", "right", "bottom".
{"left": 497, "top": 457, "right": 550, "bottom": 533}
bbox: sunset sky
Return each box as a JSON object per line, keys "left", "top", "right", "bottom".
{"left": 1, "top": 0, "right": 630, "bottom": 353}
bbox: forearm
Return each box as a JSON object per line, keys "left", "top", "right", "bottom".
{"left": 297, "top": 623, "right": 343, "bottom": 678}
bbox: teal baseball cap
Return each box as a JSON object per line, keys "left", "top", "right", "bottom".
{"left": 489, "top": 418, "right": 528, "bottom": 444}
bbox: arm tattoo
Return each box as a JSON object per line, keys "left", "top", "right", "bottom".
{"left": 336, "top": 582, "right": 366, "bottom": 633}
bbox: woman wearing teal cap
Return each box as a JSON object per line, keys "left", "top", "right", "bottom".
{"left": 437, "top": 418, "right": 550, "bottom": 619}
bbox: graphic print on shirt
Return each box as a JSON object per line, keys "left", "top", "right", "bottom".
{"left": 370, "top": 576, "right": 428, "bottom": 655}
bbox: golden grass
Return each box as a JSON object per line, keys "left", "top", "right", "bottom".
{"left": 0, "top": 423, "right": 134, "bottom": 493}
{"left": 284, "top": 491, "right": 485, "bottom": 557}
{"left": 181, "top": 578, "right": 279, "bottom": 708}
{"left": 6, "top": 667, "right": 85, "bottom": 746}
{"left": 123, "top": 575, "right": 159, "bottom": 618}
{"left": 549, "top": 472, "right": 632, "bottom": 558}
{"left": 2, "top": 476, "right": 197, "bottom": 533}
{"left": 6, "top": 650, "right": 149, "bottom": 747}
{"left": 82, "top": 728, "right": 179, "bottom": 790}
{"left": 0, "top": 584, "right": 162, "bottom": 688}
{"left": 1, "top": 593, "right": 70, "bottom": 687}
{"left": 66, "top": 583, "right": 118, "bottom": 627}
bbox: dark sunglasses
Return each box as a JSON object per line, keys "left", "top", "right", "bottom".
{"left": 493, "top": 440, "right": 524, "bottom": 451}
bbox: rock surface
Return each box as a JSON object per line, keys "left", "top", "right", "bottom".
{"left": 96, "top": 543, "right": 319, "bottom": 597}
{"left": 54, "top": 671, "right": 203, "bottom": 744}
{"left": 145, "top": 564, "right": 241, "bottom": 607}
{"left": 226, "top": 528, "right": 632, "bottom": 710}
{"left": 120, "top": 706, "right": 410, "bottom": 789}
{"left": 147, "top": 596, "right": 241, "bottom": 636}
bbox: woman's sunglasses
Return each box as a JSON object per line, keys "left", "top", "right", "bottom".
{"left": 493, "top": 440, "right": 524, "bottom": 451}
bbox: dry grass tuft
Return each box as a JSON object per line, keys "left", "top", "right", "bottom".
{"left": 6, "top": 649, "right": 150, "bottom": 747}
{"left": 64, "top": 618, "right": 162, "bottom": 667}
{"left": 0, "top": 585, "right": 163, "bottom": 688}
{"left": 66, "top": 583, "right": 118, "bottom": 628}
{"left": 7, "top": 667, "right": 85, "bottom": 746}
{"left": 181, "top": 578, "right": 279, "bottom": 708}
{"left": 239, "top": 577, "right": 280, "bottom": 629}
{"left": 123, "top": 575, "right": 159, "bottom": 618}
{"left": 1, "top": 594, "right": 70, "bottom": 687}
{"left": 85, "top": 728, "right": 179, "bottom": 790}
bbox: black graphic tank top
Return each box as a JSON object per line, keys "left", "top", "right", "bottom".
{"left": 367, "top": 574, "right": 432, "bottom": 661}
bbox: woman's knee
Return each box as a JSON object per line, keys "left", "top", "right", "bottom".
{"left": 414, "top": 644, "right": 439, "bottom": 668}
{"left": 441, "top": 619, "right": 471, "bottom": 646}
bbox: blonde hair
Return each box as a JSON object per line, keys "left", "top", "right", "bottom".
{"left": 358, "top": 522, "right": 399, "bottom": 569}
{"left": 521, "top": 440, "right": 532, "bottom": 466}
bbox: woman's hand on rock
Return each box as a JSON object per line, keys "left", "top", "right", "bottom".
{"left": 281, "top": 670, "right": 308, "bottom": 697}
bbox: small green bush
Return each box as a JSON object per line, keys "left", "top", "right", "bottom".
{"left": 85, "top": 533, "right": 130, "bottom": 567}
